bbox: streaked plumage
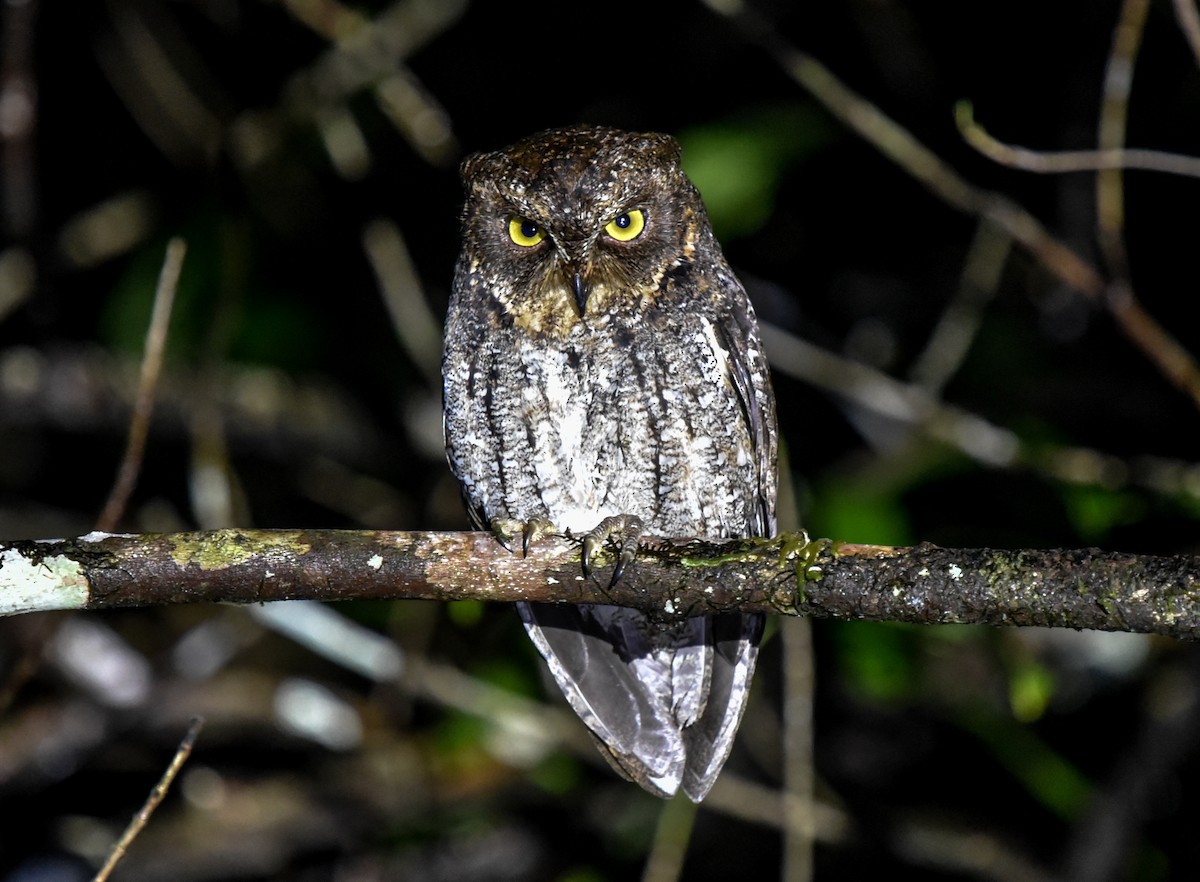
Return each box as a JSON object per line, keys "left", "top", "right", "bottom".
{"left": 442, "top": 126, "right": 777, "bottom": 800}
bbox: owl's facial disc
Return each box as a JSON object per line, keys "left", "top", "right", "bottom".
{"left": 566, "top": 209, "right": 647, "bottom": 316}
{"left": 497, "top": 199, "right": 657, "bottom": 329}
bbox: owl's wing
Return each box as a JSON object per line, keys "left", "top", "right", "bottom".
{"left": 669, "top": 279, "right": 775, "bottom": 800}
{"left": 714, "top": 279, "right": 779, "bottom": 538}
{"left": 518, "top": 600, "right": 713, "bottom": 797}
{"left": 679, "top": 611, "right": 764, "bottom": 801}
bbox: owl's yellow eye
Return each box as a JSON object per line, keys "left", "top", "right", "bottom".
{"left": 605, "top": 210, "right": 645, "bottom": 242}
{"left": 508, "top": 217, "right": 546, "bottom": 247}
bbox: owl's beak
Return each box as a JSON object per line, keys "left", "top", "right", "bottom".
{"left": 570, "top": 270, "right": 589, "bottom": 316}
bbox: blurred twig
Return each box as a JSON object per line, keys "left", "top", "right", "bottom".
{"left": 781, "top": 308, "right": 1200, "bottom": 476}
{"left": 767, "top": 319, "right": 1200, "bottom": 509}
{"left": 92, "top": 716, "right": 205, "bottom": 882}
{"left": 781, "top": 617, "right": 815, "bottom": 882}
{"left": 97, "top": 1, "right": 223, "bottom": 166}
{"left": 909, "top": 218, "right": 1012, "bottom": 394}
{"left": 702, "top": 0, "right": 1200, "bottom": 411}
{"left": 0, "top": 247, "right": 36, "bottom": 322}
{"left": 57, "top": 190, "right": 157, "bottom": 269}
{"left": 96, "top": 237, "right": 186, "bottom": 532}
{"left": 363, "top": 217, "right": 443, "bottom": 387}
{"left": 0, "top": 345, "right": 381, "bottom": 461}
{"left": 642, "top": 796, "right": 698, "bottom": 882}
{"left": 1174, "top": 0, "right": 1200, "bottom": 67}
{"left": 1061, "top": 657, "right": 1200, "bottom": 882}
{"left": 1096, "top": 0, "right": 1150, "bottom": 277}
{"left": 1, "top": 0, "right": 38, "bottom": 238}
{"left": 891, "top": 820, "right": 1058, "bottom": 882}
{"left": 954, "top": 102, "right": 1200, "bottom": 179}
{"left": 277, "top": 0, "right": 463, "bottom": 169}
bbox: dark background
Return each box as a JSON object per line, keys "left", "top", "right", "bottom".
{"left": 3, "top": 1, "right": 1200, "bottom": 879}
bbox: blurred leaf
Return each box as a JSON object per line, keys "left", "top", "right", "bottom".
{"left": 447, "top": 599, "right": 484, "bottom": 627}
{"left": 473, "top": 657, "right": 539, "bottom": 699}
{"left": 230, "top": 296, "right": 323, "bottom": 370}
{"left": 432, "top": 711, "right": 488, "bottom": 756}
{"left": 102, "top": 211, "right": 323, "bottom": 372}
{"left": 833, "top": 621, "right": 917, "bottom": 702}
{"left": 812, "top": 479, "right": 913, "bottom": 546}
{"left": 961, "top": 712, "right": 1092, "bottom": 820}
{"left": 678, "top": 105, "right": 833, "bottom": 241}
{"left": 529, "top": 752, "right": 583, "bottom": 795}
{"left": 1008, "top": 659, "right": 1055, "bottom": 723}
{"left": 1060, "top": 484, "right": 1145, "bottom": 542}
{"left": 557, "top": 869, "right": 606, "bottom": 882}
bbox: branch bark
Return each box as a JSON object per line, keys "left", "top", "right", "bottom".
{"left": 1, "top": 529, "right": 1197, "bottom": 640}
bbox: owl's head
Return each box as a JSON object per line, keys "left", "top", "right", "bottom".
{"left": 458, "top": 126, "right": 716, "bottom": 336}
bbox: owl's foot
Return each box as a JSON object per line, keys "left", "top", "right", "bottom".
{"left": 581, "top": 514, "right": 645, "bottom": 585}
{"left": 491, "top": 516, "right": 557, "bottom": 556}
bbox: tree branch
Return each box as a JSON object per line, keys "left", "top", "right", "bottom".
{"left": 2, "top": 529, "right": 1197, "bottom": 640}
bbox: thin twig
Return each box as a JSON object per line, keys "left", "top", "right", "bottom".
{"left": 782, "top": 617, "right": 815, "bottom": 882}
{"left": 91, "top": 716, "right": 205, "bottom": 882}
{"left": 96, "top": 237, "right": 186, "bottom": 531}
{"left": 1173, "top": 0, "right": 1200, "bottom": 70}
{"left": 698, "top": 0, "right": 1200, "bottom": 411}
{"left": 272, "top": 0, "right": 463, "bottom": 167}
{"left": 909, "top": 218, "right": 1012, "bottom": 394}
{"left": 1097, "top": 0, "right": 1150, "bottom": 276}
{"left": 363, "top": 217, "right": 443, "bottom": 387}
{"left": 641, "top": 796, "right": 698, "bottom": 882}
{"left": 97, "top": 5, "right": 222, "bottom": 165}
{"left": 1, "top": 0, "right": 39, "bottom": 238}
{"left": 954, "top": 101, "right": 1200, "bottom": 179}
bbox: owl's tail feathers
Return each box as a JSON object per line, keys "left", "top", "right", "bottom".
{"left": 680, "top": 611, "right": 764, "bottom": 802}
{"left": 518, "top": 601, "right": 689, "bottom": 796}
{"left": 516, "top": 602, "right": 762, "bottom": 801}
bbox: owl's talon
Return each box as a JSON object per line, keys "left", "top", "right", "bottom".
{"left": 490, "top": 519, "right": 519, "bottom": 553}
{"left": 581, "top": 534, "right": 602, "bottom": 578}
{"left": 492, "top": 516, "right": 558, "bottom": 556}
{"left": 580, "top": 515, "right": 645, "bottom": 585}
{"left": 523, "top": 517, "right": 556, "bottom": 556}
{"left": 612, "top": 543, "right": 638, "bottom": 585}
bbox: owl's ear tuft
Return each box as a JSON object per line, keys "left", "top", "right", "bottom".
{"left": 460, "top": 151, "right": 497, "bottom": 187}
{"left": 637, "top": 132, "right": 682, "bottom": 167}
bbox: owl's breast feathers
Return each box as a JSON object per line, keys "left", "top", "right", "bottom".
{"left": 444, "top": 291, "right": 771, "bottom": 541}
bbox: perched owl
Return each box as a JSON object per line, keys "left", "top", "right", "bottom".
{"left": 442, "top": 126, "right": 778, "bottom": 802}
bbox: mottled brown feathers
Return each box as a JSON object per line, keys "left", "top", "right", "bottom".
{"left": 442, "top": 125, "right": 779, "bottom": 801}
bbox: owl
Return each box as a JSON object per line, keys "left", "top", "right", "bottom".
{"left": 442, "top": 125, "right": 778, "bottom": 802}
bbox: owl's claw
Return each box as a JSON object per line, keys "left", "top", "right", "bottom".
{"left": 522, "top": 517, "right": 556, "bottom": 555}
{"left": 581, "top": 515, "right": 645, "bottom": 586}
{"left": 492, "top": 516, "right": 557, "bottom": 556}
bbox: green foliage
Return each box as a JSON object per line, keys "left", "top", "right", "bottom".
{"left": 1007, "top": 658, "right": 1055, "bottom": 722}
{"left": 678, "top": 105, "right": 834, "bottom": 241}
{"left": 811, "top": 478, "right": 914, "bottom": 547}
{"left": 528, "top": 751, "right": 583, "bottom": 795}
{"left": 102, "top": 212, "right": 323, "bottom": 372}
{"left": 471, "top": 656, "right": 539, "bottom": 700}
{"left": 446, "top": 599, "right": 485, "bottom": 627}
{"left": 832, "top": 620, "right": 918, "bottom": 702}
{"left": 555, "top": 869, "right": 607, "bottom": 882}
{"left": 1060, "top": 483, "right": 1145, "bottom": 542}
{"left": 959, "top": 710, "right": 1092, "bottom": 821}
